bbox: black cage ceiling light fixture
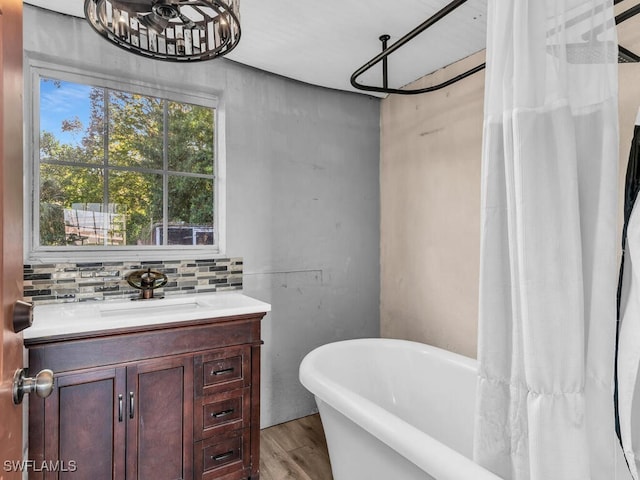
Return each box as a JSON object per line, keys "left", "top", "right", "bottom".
{"left": 84, "top": 0, "right": 241, "bottom": 61}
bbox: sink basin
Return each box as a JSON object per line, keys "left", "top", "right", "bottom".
{"left": 25, "top": 292, "right": 271, "bottom": 341}
{"left": 99, "top": 301, "right": 202, "bottom": 317}
{"left": 97, "top": 296, "right": 204, "bottom": 318}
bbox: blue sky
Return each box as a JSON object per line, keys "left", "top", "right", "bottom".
{"left": 40, "top": 78, "right": 93, "bottom": 146}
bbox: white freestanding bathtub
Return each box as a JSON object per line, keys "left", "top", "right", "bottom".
{"left": 299, "top": 338, "right": 503, "bottom": 480}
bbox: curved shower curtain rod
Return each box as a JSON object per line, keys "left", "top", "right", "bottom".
{"left": 350, "top": 0, "right": 640, "bottom": 95}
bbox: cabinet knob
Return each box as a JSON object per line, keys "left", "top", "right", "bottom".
{"left": 13, "top": 368, "right": 54, "bottom": 404}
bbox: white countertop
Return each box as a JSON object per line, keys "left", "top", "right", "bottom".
{"left": 24, "top": 292, "right": 271, "bottom": 341}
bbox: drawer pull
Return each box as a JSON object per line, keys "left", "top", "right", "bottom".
{"left": 211, "top": 367, "right": 234, "bottom": 376}
{"left": 211, "top": 451, "right": 234, "bottom": 462}
{"left": 210, "top": 408, "right": 234, "bottom": 419}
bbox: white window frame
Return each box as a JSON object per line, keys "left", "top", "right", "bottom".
{"left": 24, "top": 56, "right": 227, "bottom": 263}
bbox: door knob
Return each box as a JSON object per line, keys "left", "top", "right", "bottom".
{"left": 13, "top": 368, "right": 54, "bottom": 405}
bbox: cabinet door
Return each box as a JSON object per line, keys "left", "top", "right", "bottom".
{"left": 42, "top": 367, "right": 126, "bottom": 479}
{"left": 126, "top": 355, "right": 194, "bottom": 480}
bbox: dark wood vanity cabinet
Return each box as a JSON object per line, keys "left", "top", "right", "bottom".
{"left": 26, "top": 312, "right": 265, "bottom": 480}
{"left": 32, "top": 356, "right": 192, "bottom": 479}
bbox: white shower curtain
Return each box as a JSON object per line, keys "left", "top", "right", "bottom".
{"left": 473, "top": 1, "right": 623, "bottom": 479}
{"left": 617, "top": 109, "right": 640, "bottom": 479}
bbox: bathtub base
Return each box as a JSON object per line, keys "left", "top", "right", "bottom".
{"left": 317, "top": 399, "right": 435, "bottom": 480}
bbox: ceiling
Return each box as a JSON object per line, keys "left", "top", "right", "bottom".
{"left": 22, "top": 0, "right": 488, "bottom": 97}
{"left": 21, "top": 0, "right": 640, "bottom": 97}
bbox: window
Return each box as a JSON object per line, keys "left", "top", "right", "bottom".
{"left": 27, "top": 64, "right": 224, "bottom": 261}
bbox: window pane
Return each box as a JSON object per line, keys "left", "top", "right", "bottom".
{"left": 168, "top": 101, "right": 214, "bottom": 175}
{"left": 168, "top": 176, "right": 214, "bottom": 245}
{"left": 39, "top": 164, "right": 104, "bottom": 246}
{"left": 40, "top": 78, "right": 104, "bottom": 165}
{"left": 35, "top": 73, "right": 218, "bottom": 253}
{"left": 108, "top": 91, "right": 163, "bottom": 170}
{"left": 108, "top": 171, "right": 163, "bottom": 246}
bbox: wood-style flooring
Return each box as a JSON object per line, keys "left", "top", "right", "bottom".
{"left": 260, "top": 413, "right": 334, "bottom": 480}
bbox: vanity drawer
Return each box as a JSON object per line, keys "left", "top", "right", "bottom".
{"left": 195, "top": 345, "right": 251, "bottom": 397}
{"left": 206, "top": 356, "right": 242, "bottom": 385}
{"left": 195, "top": 429, "right": 250, "bottom": 480}
{"left": 195, "top": 387, "right": 251, "bottom": 440}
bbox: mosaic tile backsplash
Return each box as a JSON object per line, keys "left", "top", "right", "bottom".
{"left": 24, "top": 258, "right": 243, "bottom": 305}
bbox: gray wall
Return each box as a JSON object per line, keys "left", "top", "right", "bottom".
{"left": 24, "top": 5, "right": 381, "bottom": 427}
